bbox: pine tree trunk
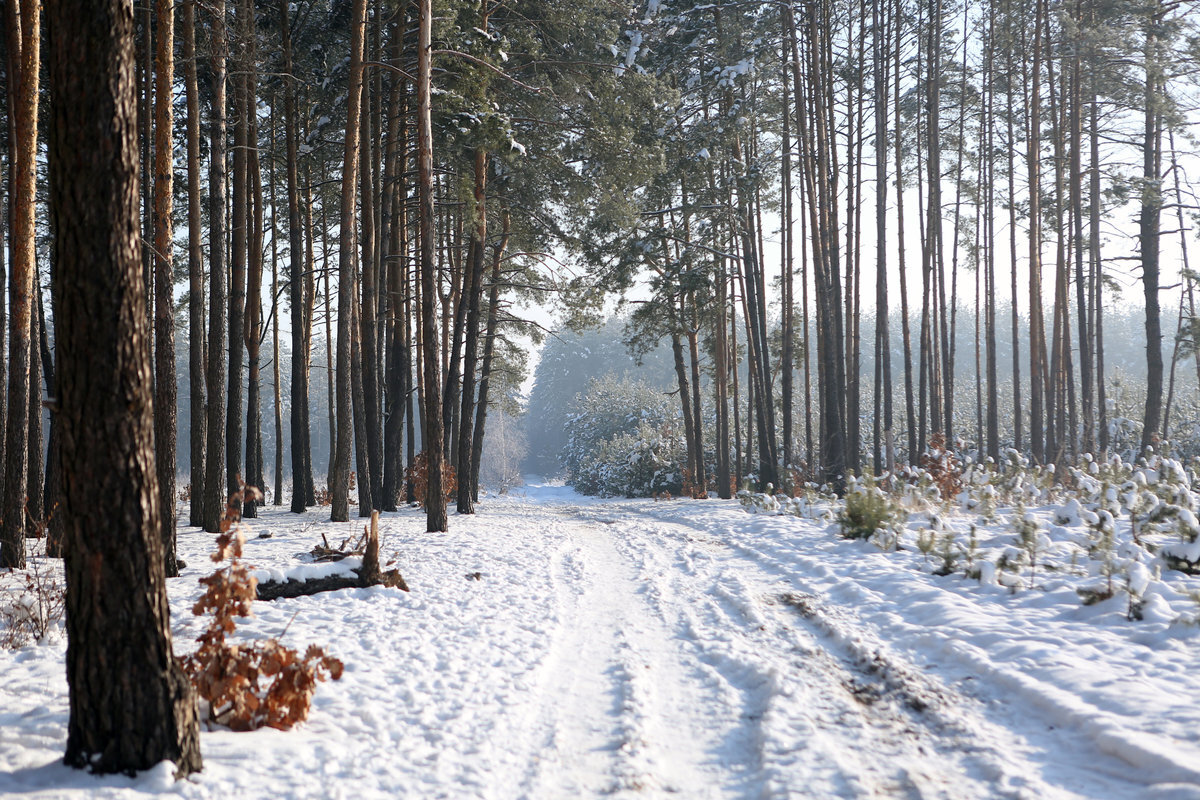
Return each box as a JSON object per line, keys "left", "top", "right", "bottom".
{"left": 330, "top": 0, "right": 367, "bottom": 522}
{"left": 359, "top": 90, "right": 382, "bottom": 510}
{"left": 0, "top": 154, "right": 6, "bottom": 518}
{"left": 456, "top": 149, "right": 488, "bottom": 514}
{"left": 873, "top": 0, "right": 893, "bottom": 475}
{"left": 40, "top": 293, "right": 65, "bottom": 555}
{"left": 153, "top": 0, "right": 178, "bottom": 572}
{"left": 686, "top": 315, "right": 707, "bottom": 494}
{"left": 1027, "top": 0, "right": 1047, "bottom": 463}
{"left": 468, "top": 212, "right": 509, "bottom": 503}
{"left": 183, "top": 0, "right": 206, "bottom": 528}
{"left": 351, "top": 298, "right": 374, "bottom": 515}
{"left": 202, "top": 0, "right": 229, "bottom": 533}
{"left": 27, "top": 282, "right": 43, "bottom": 532}
{"left": 280, "top": 0, "right": 312, "bottom": 513}
{"left": 1139, "top": 2, "right": 1164, "bottom": 453}
{"left": 894, "top": 0, "right": 916, "bottom": 465}
{"left": 713, "top": 217, "right": 731, "bottom": 498}
{"left": 780, "top": 44, "right": 794, "bottom": 476}
{"left": 46, "top": 0, "right": 201, "bottom": 771}
{"left": 381, "top": 37, "right": 407, "bottom": 511}
{"left": 227, "top": 0, "right": 250, "bottom": 509}
{"left": 1, "top": 0, "right": 40, "bottom": 569}
{"left": 244, "top": 101, "right": 265, "bottom": 518}
{"left": 418, "top": 0, "right": 446, "bottom": 531}
{"left": 1091, "top": 92, "right": 1106, "bottom": 453}
{"left": 268, "top": 103, "right": 284, "bottom": 505}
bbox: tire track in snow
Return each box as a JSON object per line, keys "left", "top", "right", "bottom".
{"left": 610, "top": 500, "right": 1180, "bottom": 799}
{"left": 517, "top": 508, "right": 750, "bottom": 799}
{"left": 602, "top": 505, "right": 1046, "bottom": 799}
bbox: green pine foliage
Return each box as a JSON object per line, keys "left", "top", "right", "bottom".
{"left": 837, "top": 476, "right": 907, "bottom": 542}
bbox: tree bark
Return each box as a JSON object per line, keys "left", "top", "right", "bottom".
{"left": 46, "top": 0, "right": 202, "bottom": 772}
{"left": 280, "top": 0, "right": 312, "bottom": 513}
{"left": 1, "top": 0, "right": 40, "bottom": 569}
{"left": 183, "top": 0, "right": 206, "bottom": 528}
{"left": 153, "top": 0, "right": 178, "bottom": 574}
{"left": 456, "top": 149, "right": 488, "bottom": 514}
{"left": 244, "top": 109, "right": 265, "bottom": 518}
{"left": 330, "top": 0, "right": 368, "bottom": 522}
{"left": 39, "top": 293, "right": 65, "bottom": 555}
{"left": 202, "top": 0, "right": 229, "bottom": 533}
{"left": 1139, "top": 2, "right": 1164, "bottom": 454}
{"left": 227, "top": 0, "right": 250, "bottom": 510}
{"left": 381, "top": 28, "right": 407, "bottom": 511}
{"left": 27, "top": 278, "right": 43, "bottom": 532}
{"left": 469, "top": 213, "right": 509, "bottom": 502}
{"left": 417, "top": 0, "right": 446, "bottom": 531}
{"left": 358, "top": 84, "right": 381, "bottom": 512}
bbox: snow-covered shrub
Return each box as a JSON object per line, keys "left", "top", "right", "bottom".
{"left": 737, "top": 489, "right": 780, "bottom": 514}
{"left": 962, "top": 461, "right": 1000, "bottom": 520}
{"left": 737, "top": 484, "right": 835, "bottom": 519}
{"left": 1104, "top": 373, "right": 1144, "bottom": 460}
{"left": 838, "top": 475, "right": 907, "bottom": 542}
{"left": 0, "top": 558, "right": 64, "bottom": 649}
{"left": 1160, "top": 482, "right": 1200, "bottom": 574}
{"left": 563, "top": 375, "right": 685, "bottom": 497}
{"left": 895, "top": 464, "right": 943, "bottom": 510}
{"left": 1116, "top": 454, "right": 1200, "bottom": 566}
{"left": 574, "top": 421, "right": 684, "bottom": 497}
{"left": 1011, "top": 505, "right": 1050, "bottom": 587}
{"left": 1068, "top": 453, "right": 1128, "bottom": 519}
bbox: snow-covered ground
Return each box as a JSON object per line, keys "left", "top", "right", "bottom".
{"left": 2, "top": 480, "right": 1199, "bottom": 798}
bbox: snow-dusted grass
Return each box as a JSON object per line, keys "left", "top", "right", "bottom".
{"left": 2, "top": 478, "right": 1199, "bottom": 798}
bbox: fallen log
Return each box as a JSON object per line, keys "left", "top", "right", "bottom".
{"left": 255, "top": 567, "right": 408, "bottom": 600}
{"left": 256, "top": 512, "right": 410, "bottom": 601}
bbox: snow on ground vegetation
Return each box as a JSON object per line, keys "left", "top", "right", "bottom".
{"left": 1, "top": 472, "right": 1199, "bottom": 798}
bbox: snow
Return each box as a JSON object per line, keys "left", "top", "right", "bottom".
{"left": 250, "top": 556, "right": 361, "bottom": 586}
{"left": 1, "top": 481, "right": 1200, "bottom": 797}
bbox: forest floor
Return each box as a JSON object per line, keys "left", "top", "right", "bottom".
{"left": 2, "top": 480, "right": 1200, "bottom": 798}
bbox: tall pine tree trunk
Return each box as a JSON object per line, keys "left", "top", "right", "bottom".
{"left": 153, "top": 0, "right": 178, "bottom": 572}
{"left": 418, "top": 0, "right": 446, "bottom": 531}
{"left": 201, "top": 0, "right": 229, "bottom": 533}
{"left": 456, "top": 149, "right": 487, "bottom": 514}
{"left": 280, "top": 0, "right": 312, "bottom": 513}
{"left": 1139, "top": 2, "right": 1164, "bottom": 453}
{"left": 1, "top": 0, "right": 40, "bottom": 569}
{"left": 330, "top": 0, "right": 367, "bottom": 521}
{"left": 46, "top": 0, "right": 201, "bottom": 771}
{"left": 183, "top": 0, "right": 206, "bottom": 528}
{"left": 469, "top": 212, "right": 509, "bottom": 503}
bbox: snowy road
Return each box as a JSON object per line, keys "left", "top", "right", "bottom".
{"left": 3, "top": 481, "right": 1199, "bottom": 799}
{"left": 519, "top": 500, "right": 1050, "bottom": 799}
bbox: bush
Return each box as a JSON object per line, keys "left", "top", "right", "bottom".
{"left": 1, "top": 557, "right": 64, "bottom": 649}
{"left": 182, "top": 484, "right": 343, "bottom": 731}
{"left": 404, "top": 452, "right": 458, "bottom": 507}
{"left": 837, "top": 476, "right": 907, "bottom": 541}
{"left": 563, "top": 375, "right": 685, "bottom": 497}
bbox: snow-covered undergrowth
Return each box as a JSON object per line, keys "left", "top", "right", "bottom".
{"left": 738, "top": 452, "right": 1200, "bottom": 622}
{"left": 730, "top": 453, "right": 1200, "bottom": 790}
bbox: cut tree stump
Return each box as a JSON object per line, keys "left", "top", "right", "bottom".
{"left": 256, "top": 512, "right": 409, "bottom": 601}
